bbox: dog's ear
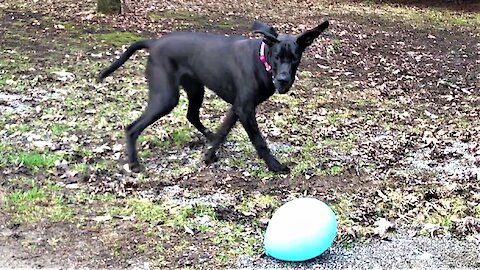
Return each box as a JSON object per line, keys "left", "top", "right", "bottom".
{"left": 296, "top": 20, "right": 330, "bottom": 50}
{"left": 252, "top": 20, "right": 279, "bottom": 45}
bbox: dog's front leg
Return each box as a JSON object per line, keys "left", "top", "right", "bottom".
{"left": 204, "top": 107, "right": 238, "bottom": 164}
{"left": 236, "top": 106, "right": 290, "bottom": 173}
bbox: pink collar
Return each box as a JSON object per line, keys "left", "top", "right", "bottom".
{"left": 259, "top": 42, "right": 272, "bottom": 73}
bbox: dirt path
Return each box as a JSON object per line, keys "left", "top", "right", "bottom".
{"left": 2, "top": 231, "right": 479, "bottom": 269}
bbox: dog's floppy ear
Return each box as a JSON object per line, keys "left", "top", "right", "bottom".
{"left": 296, "top": 20, "right": 330, "bottom": 50}
{"left": 252, "top": 20, "right": 279, "bottom": 45}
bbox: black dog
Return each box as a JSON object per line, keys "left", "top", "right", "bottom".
{"left": 98, "top": 20, "right": 329, "bottom": 173}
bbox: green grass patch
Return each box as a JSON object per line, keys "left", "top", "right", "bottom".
{"left": 171, "top": 127, "right": 192, "bottom": 145}
{"left": 331, "top": 197, "right": 355, "bottom": 226}
{"left": 213, "top": 223, "right": 260, "bottom": 264}
{"left": 320, "top": 136, "right": 355, "bottom": 152}
{"left": 337, "top": 2, "right": 480, "bottom": 28}
{"left": 330, "top": 196, "right": 365, "bottom": 246}
{"left": 135, "top": 244, "right": 147, "bottom": 254}
{"left": 138, "top": 135, "right": 170, "bottom": 150}
{"left": 327, "top": 38, "right": 342, "bottom": 55}
{"left": 12, "top": 21, "right": 26, "bottom": 27}
{"left": 0, "top": 142, "right": 11, "bottom": 167}
{"left": 0, "top": 55, "right": 32, "bottom": 76}
{"left": 92, "top": 160, "right": 113, "bottom": 171}
{"left": 326, "top": 164, "right": 345, "bottom": 176}
{"left": 326, "top": 113, "right": 346, "bottom": 125}
{"left": 73, "top": 162, "right": 89, "bottom": 173}
{"left": 129, "top": 199, "right": 167, "bottom": 224}
{"left": 8, "top": 150, "right": 64, "bottom": 170}
{"left": 105, "top": 200, "right": 217, "bottom": 234}
{"left": 403, "top": 7, "right": 480, "bottom": 27}
{"left": 205, "top": 96, "right": 230, "bottom": 111}
{"left": 167, "top": 203, "right": 216, "bottom": 229}
{"left": 58, "top": 21, "right": 76, "bottom": 31}
{"left": 0, "top": 74, "right": 14, "bottom": 86}
{"left": 171, "top": 94, "right": 189, "bottom": 118}
{"left": 474, "top": 204, "right": 480, "bottom": 217}
{"left": 247, "top": 168, "right": 276, "bottom": 178}
{"left": 97, "top": 192, "right": 116, "bottom": 202}
{"left": 455, "top": 118, "right": 474, "bottom": 130}
{"left": 50, "top": 123, "right": 72, "bottom": 136}
{"left": 4, "top": 181, "right": 74, "bottom": 224}
{"left": 237, "top": 194, "right": 279, "bottom": 219}
{"left": 73, "top": 191, "right": 115, "bottom": 205}
{"left": 291, "top": 140, "right": 318, "bottom": 176}
{"left": 148, "top": 9, "right": 197, "bottom": 21}
{"left": 216, "top": 21, "right": 237, "bottom": 29}
{"left": 6, "top": 123, "right": 33, "bottom": 133}
{"left": 139, "top": 148, "right": 153, "bottom": 159}
{"left": 96, "top": 31, "right": 145, "bottom": 47}
{"left": 422, "top": 197, "right": 469, "bottom": 228}
{"left": 105, "top": 199, "right": 167, "bottom": 225}
{"left": 168, "top": 163, "right": 200, "bottom": 178}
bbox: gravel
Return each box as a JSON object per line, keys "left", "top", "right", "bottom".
{"left": 404, "top": 141, "right": 480, "bottom": 180}
{"left": 235, "top": 231, "right": 480, "bottom": 269}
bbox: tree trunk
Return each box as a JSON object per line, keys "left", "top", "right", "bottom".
{"left": 97, "top": 0, "right": 122, "bottom": 14}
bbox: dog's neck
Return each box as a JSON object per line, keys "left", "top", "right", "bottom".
{"left": 259, "top": 42, "right": 272, "bottom": 73}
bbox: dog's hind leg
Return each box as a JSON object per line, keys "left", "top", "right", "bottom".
{"left": 204, "top": 107, "right": 238, "bottom": 164}
{"left": 182, "top": 78, "right": 215, "bottom": 142}
{"left": 125, "top": 62, "right": 180, "bottom": 172}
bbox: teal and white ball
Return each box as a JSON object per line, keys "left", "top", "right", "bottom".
{"left": 263, "top": 198, "right": 337, "bottom": 261}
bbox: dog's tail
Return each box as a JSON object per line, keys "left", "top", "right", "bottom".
{"left": 97, "top": 40, "right": 152, "bottom": 82}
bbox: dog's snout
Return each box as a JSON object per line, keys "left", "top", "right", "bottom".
{"left": 273, "top": 73, "right": 292, "bottom": 94}
{"left": 276, "top": 73, "right": 290, "bottom": 84}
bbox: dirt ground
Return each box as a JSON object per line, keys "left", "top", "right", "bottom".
{"left": 0, "top": 0, "right": 479, "bottom": 268}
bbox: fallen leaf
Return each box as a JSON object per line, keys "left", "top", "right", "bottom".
{"left": 92, "top": 215, "right": 112, "bottom": 222}
{"left": 373, "top": 218, "right": 394, "bottom": 237}
{"left": 184, "top": 225, "right": 194, "bottom": 235}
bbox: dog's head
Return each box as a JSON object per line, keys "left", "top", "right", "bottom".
{"left": 252, "top": 20, "right": 329, "bottom": 94}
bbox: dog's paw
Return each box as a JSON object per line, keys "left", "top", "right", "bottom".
{"left": 273, "top": 164, "right": 290, "bottom": 174}
{"left": 267, "top": 160, "right": 290, "bottom": 174}
{"left": 204, "top": 151, "right": 219, "bottom": 164}
{"left": 123, "top": 162, "right": 140, "bottom": 173}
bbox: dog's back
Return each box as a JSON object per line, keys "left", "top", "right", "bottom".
{"left": 149, "top": 32, "right": 260, "bottom": 102}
